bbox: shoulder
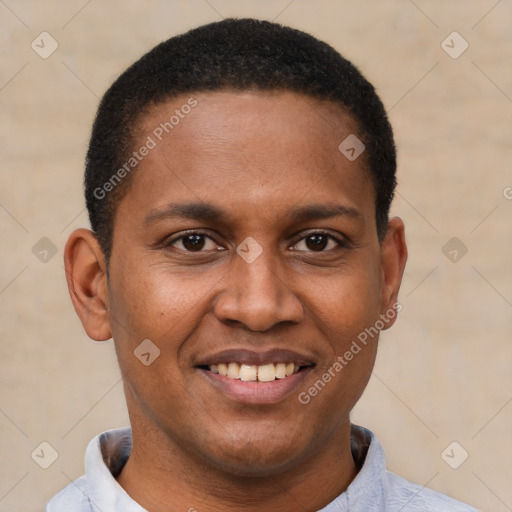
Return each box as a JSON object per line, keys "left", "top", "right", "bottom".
{"left": 345, "top": 425, "right": 480, "bottom": 511}
{"left": 45, "top": 475, "right": 92, "bottom": 512}
{"left": 384, "top": 470, "right": 480, "bottom": 511}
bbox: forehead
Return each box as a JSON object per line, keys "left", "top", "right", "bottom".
{"left": 121, "top": 90, "right": 374, "bottom": 226}
{"left": 139, "top": 89, "right": 362, "bottom": 161}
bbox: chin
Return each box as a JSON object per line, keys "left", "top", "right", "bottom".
{"left": 198, "top": 431, "right": 312, "bottom": 478}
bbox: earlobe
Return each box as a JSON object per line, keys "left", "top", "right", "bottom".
{"left": 64, "top": 229, "right": 112, "bottom": 341}
{"left": 379, "top": 217, "right": 408, "bottom": 328}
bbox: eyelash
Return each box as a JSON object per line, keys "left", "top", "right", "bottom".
{"left": 164, "top": 229, "right": 348, "bottom": 253}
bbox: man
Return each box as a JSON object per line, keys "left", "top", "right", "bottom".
{"left": 47, "top": 18, "right": 478, "bottom": 511}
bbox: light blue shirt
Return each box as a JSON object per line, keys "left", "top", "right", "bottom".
{"left": 46, "top": 426, "right": 479, "bottom": 511}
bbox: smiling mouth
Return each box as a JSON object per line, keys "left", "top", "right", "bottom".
{"left": 199, "top": 362, "right": 313, "bottom": 382}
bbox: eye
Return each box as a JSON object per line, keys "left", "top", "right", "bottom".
{"left": 291, "top": 232, "right": 344, "bottom": 252}
{"left": 167, "top": 231, "right": 222, "bottom": 252}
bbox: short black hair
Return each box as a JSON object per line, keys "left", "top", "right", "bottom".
{"left": 85, "top": 18, "right": 396, "bottom": 261}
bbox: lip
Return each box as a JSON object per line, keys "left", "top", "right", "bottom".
{"left": 198, "top": 365, "right": 314, "bottom": 404}
{"left": 194, "top": 348, "right": 315, "bottom": 367}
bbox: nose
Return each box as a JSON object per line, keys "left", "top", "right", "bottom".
{"left": 213, "top": 248, "right": 304, "bottom": 332}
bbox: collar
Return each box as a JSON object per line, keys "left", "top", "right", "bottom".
{"left": 85, "top": 427, "right": 145, "bottom": 512}
{"left": 84, "top": 425, "right": 385, "bottom": 512}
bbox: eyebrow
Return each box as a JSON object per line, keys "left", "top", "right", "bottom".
{"left": 144, "top": 202, "right": 225, "bottom": 225}
{"left": 143, "top": 201, "right": 362, "bottom": 226}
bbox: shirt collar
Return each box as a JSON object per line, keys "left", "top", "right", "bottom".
{"left": 84, "top": 425, "right": 385, "bottom": 512}
{"left": 321, "top": 425, "right": 387, "bottom": 510}
{"left": 85, "top": 427, "right": 145, "bottom": 512}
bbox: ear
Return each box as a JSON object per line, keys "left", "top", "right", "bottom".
{"left": 379, "top": 217, "right": 407, "bottom": 329}
{"left": 64, "top": 228, "right": 112, "bottom": 341}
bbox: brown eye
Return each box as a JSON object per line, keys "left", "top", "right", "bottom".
{"left": 305, "top": 234, "right": 329, "bottom": 251}
{"left": 167, "top": 232, "right": 221, "bottom": 252}
{"left": 292, "top": 232, "right": 341, "bottom": 252}
{"left": 182, "top": 234, "right": 206, "bottom": 251}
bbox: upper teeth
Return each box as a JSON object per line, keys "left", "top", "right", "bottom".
{"left": 208, "top": 362, "right": 300, "bottom": 382}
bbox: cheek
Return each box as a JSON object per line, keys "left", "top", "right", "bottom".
{"left": 108, "top": 262, "right": 211, "bottom": 337}
{"left": 106, "top": 264, "right": 201, "bottom": 416}
{"left": 312, "top": 261, "right": 382, "bottom": 341}
{"left": 106, "top": 259, "right": 227, "bottom": 384}
{"left": 303, "top": 273, "right": 381, "bottom": 419}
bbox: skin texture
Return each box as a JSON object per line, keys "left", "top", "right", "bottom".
{"left": 64, "top": 90, "right": 407, "bottom": 512}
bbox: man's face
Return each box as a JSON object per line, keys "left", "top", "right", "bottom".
{"left": 106, "top": 90, "right": 398, "bottom": 475}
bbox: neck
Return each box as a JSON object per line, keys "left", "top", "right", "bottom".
{"left": 116, "top": 421, "right": 359, "bottom": 512}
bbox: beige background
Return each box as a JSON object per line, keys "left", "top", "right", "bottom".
{"left": 1, "top": 1, "right": 511, "bottom": 511}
